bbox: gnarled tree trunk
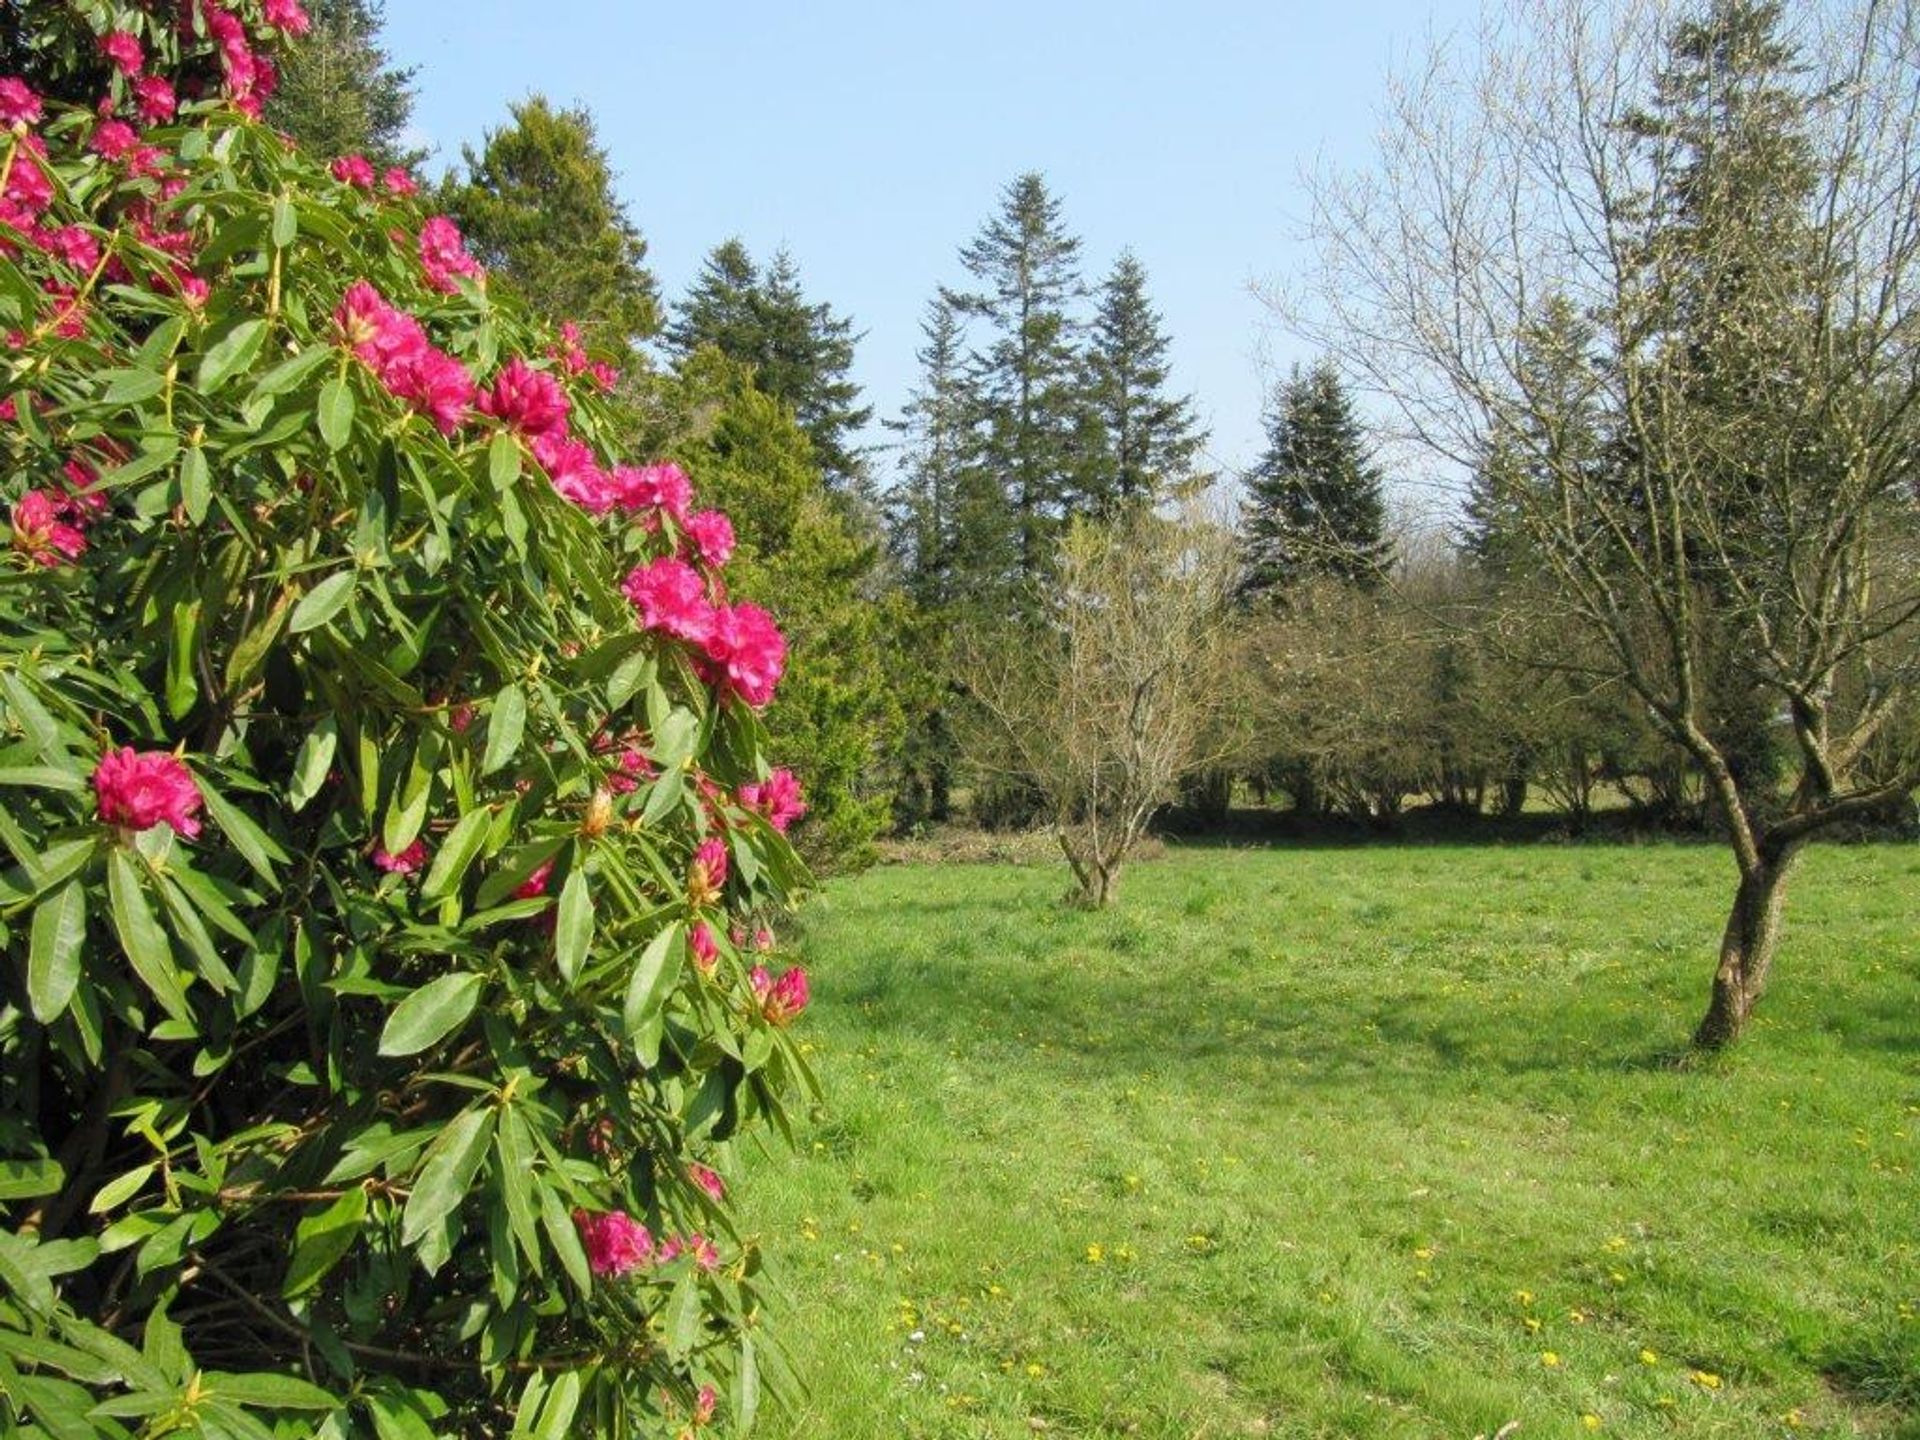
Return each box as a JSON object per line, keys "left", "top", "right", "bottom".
{"left": 1693, "top": 840, "right": 1802, "bottom": 1050}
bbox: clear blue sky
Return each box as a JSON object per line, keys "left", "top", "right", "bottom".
{"left": 382, "top": 1, "right": 1476, "bottom": 484}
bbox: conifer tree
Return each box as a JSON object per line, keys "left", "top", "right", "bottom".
{"left": 668, "top": 243, "right": 871, "bottom": 494}
{"left": 265, "top": 0, "right": 420, "bottom": 165}
{"left": 1083, "top": 250, "right": 1206, "bottom": 509}
{"left": 444, "top": 96, "right": 660, "bottom": 361}
{"left": 1241, "top": 360, "right": 1392, "bottom": 594}
{"left": 948, "top": 172, "right": 1087, "bottom": 585}
{"left": 886, "top": 297, "right": 972, "bottom": 608}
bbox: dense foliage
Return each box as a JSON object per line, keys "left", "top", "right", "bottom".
{"left": 0, "top": 5, "right": 817, "bottom": 1435}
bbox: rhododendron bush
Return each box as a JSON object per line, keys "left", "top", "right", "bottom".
{"left": 0, "top": 5, "right": 817, "bottom": 1436}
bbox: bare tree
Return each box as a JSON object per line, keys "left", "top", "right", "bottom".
{"left": 1291, "top": 0, "right": 1920, "bottom": 1047}
{"left": 955, "top": 502, "right": 1244, "bottom": 907}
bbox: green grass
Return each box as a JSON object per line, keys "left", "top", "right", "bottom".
{"left": 736, "top": 841, "right": 1920, "bottom": 1440}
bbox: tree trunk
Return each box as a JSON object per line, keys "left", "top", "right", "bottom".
{"left": 1693, "top": 843, "right": 1801, "bottom": 1050}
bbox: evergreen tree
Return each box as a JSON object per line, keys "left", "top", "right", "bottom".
{"left": 265, "top": 0, "right": 421, "bottom": 166}
{"left": 667, "top": 243, "right": 871, "bottom": 494}
{"left": 886, "top": 297, "right": 972, "bottom": 608}
{"left": 443, "top": 96, "right": 660, "bottom": 361}
{"left": 1082, "top": 251, "right": 1206, "bottom": 509}
{"left": 948, "top": 172, "right": 1087, "bottom": 585}
{"left": 1241, "top": 360, "right": 1392, "bottom": 594}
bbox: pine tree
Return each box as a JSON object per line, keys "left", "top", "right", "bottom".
{"left": 443, "top": 96, "right": 660, "bottom": 361}
{"left": 1082, "top": 251, "right": 1206, "bottom": 510}
{"left": 886, "top": 297, "right": 972, "bottom": 608}
{"left": 265, "top": 0, "right": 421, "bottom": 166}
{"left": 1241, "top": 361, "right": 1392, "bottom": 594}
{"left": 948, "top": 172, "right": 1087, "bottom": 585}
{"left": 667, "top": 244, "right": 871, "bottom": 494}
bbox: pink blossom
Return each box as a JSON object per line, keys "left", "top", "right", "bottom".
{"left": 552, "top": 320, "right": 589, "bottom": 375}
{"left": 750, "top": 966, "right": 810, "bottom": 1027}
{"left": 606, "top": 746, "right": 655, "bottom": 795}
{"left": 418, "top": 215, "right": 483, "bottom": 293}
{"left": 657, "top": 1233, "right": 720, "bottom": 1271}
{"left": 382, "top": 166, "right": 418, "bottom": 197}
{"left": 334, "top": 283, "right": 473, "bottom": 433}
{"left": 4, "top": 153, "right": 52, "bottom": 220}
{"left": 609, "top": 461, "right": 692, "bottom": 523}
{"left": 263, "top": 0, "right": 313, "bottom": 35}
{"left": 11, "top": 490, "right": 86, "bottom": 566}
{"left": 175, "top": 274, "right": 210, "bottom": 308}
{"left": 512, "top": 859, "right": 554, "bottom": 900}
{"left": 93, "top": 747, "right": 203, "bottom": 839}
{"left": 89, "top": 120, "right": 138, "bottom": 161}
{"left": 589, "top": 359, "right": 619, "bottom": 392}
{"left": 386, "top": 346, "right": 474, "bottom": 434}
{"left": 621, "top": 556, "right": 715, "bottom": 644}
{"left": 330, "top": 154, "right": 375, "bottom": 189}
{"left": 688, "top": 837, "right": 728, "bottom": 906}
{"left": 530, "top": 431, "right": 616, "bottom": 513}
{"left": 689, "top": 920, "right": 719, "bottom": 973}
{"left": 686, "top": 1162, "right": 726, "bottom": 1202}
{"left": 372, "top": 839, "right": 428, "bottom": 875}
{"left": 40, "top": 225, "right": 100, "bottom": 274}
{"left": 480, "top": 358, "right": 569, "bottom": 438}
{"left": 739, "top": 767, "right": 806, "bottom": 833}
{"left": 0, "top": 79, "right": 42, "bottom": 128}
{"left": 683, "top": 509, "right": 735, "bottom": 569}
{"left": 58, "top": 457, "right": 108, "bottom": 525}
{"left": 132, "top": 75, "right": 177, "bottom": 126}
{"left": 693, "top": 1386, "right": 718, "bottom": 1426}
{"left": 573, "top": 1209, "right": 654, "bottom": 1278}
{"left": 101, "top": 30, "right": 145, "bottom": 75}
{"left": 703, "top": 602, "right": 786, "bottom": 709}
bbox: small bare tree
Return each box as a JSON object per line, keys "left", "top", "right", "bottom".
{"left": 955, "top": 502, "right": 1244, "bottom": 906}
{"left": 1292, "top": 0, "right": 1920, "bottom": 1047}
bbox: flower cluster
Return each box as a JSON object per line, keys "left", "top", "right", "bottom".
{"left": 419, "top": 215, "right": 484, "bottom": 293}
{"left": 739, "top": 767, "right": 807, "bottom": 833}
{"left": 336, "top": 279, "right": 475, "bottom": 434}
{"left": 750, "top": 965, "right": 810, "bottom": 1026}
{"left": 572, "top": 1210, "right": 722, "bottom": 1279}
{"left": 622, "top": 555, "right": 787, "bottom": 709}
{"left": 93, "top": 748, "right": 204, "bottom": 839}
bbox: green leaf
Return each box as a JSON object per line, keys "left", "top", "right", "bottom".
{"left": 270, "top": 195, "right": 299, "bottom": 248}
{"left": 246, "top": 341, "right": 329, "bottom": 401}
{"left": 317, "top": 376, "right": 355, "bottom": 452}
{"left": 282, "top": 1185, "right": 368, "bottom": 1299}
{"left": 28, "top": 880, "right": 86, "bottom": 1023}
{"left": 178, "top": 446, "right": 210, "bottom": 524}
{"left": 480, "top": 685, "right": 525, "bottom": 777}
{"left": 209, "top": 1370, "right": 337, "bottom": 1410}
{"left": 664, "top": 1275, "right": 702, "bottom": 1358}
{"left": 400, "top": 1107, "right": 494, "bottom": 1246}
{"left": 641, "top": 765, "right": 684, "bottom": 827}
{"left": 623, "top": 921, "right": 684, "bottom": 1038}
{"left": 288, "top": 715, "right": 338, "bottom": 813}
{"left": 290, "top": 570, "right": 356, "bottom": 633}
{"left": 537, "top": 1183, "right": 590, "bottom": 1296}
{"left": 89, "top": 1162, "right": 156, "bottom": 1214}
{"left": 736, "top": 1332, "right": 761, "bottom": 1432}
{"left": 653, "top": 708, "right": 700, "bottom": 768}
{"left": 197, "top": 317, "right": 268, "bottom": 393}
{"left": 381, "top": 782, "right": 431, "bottom": 857}
{"left": 495, "top": 1111, "right": 541, "bottom": 1268}
{"left": 99, "top": 367, "right": 167, "bottom": 404}
{"left": 0, "top": 672, "right": 64, "bottom": 762}
{"left": 488, "top": 431, "right": 520, "bottom": 489}
{"left": 420, "top": 807, "right": 490, "bottom": 902}
{"left": 532, "top": 1372, "right": 581, "bottom": 1440}
{"left": 0, "top": 765, "right": 82, "bottom": 792}
{"left": 106, "top": 849, "right": 192, "bottom": 1026}
{"left": 554, "top": 869, "right": 592, "bottom": 987}
{"left": 165, "top": 599, "right": 201, "bottom": 720}
{"left": 607, "top": 651, "right": 653, "bottom": 712}
{"left": 378, "top": 972, "right": 484, "bottom": 1057}
{"left": 193, "top": 774, "right": 285, "bottom": 884}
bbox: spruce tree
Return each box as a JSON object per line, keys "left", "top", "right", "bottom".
{"left": 1241, "top": 360, "right": 1392, "bottom": 594}
{"left": 443, "top": 96, "right": 660, "bottom": 361}
{"left": 1083, "top": 251, "right": 1206, "bottom": 510}
{"left": 948, "top": 172, "right": 1087, "bottom": 585}
{"left": 886, "top": 297, "right": 971, "bottom": 608}
{"left": 667, "top": 243, "right": 872, "bottom": 495}
{"left": 265, "top": 0, "right": 421, "bottom": 166}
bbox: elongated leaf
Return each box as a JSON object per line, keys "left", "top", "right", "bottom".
{"left": 664, "top": 1275, "right": 702, "bottom": 1358}
{"left": 554, "top": 868, "right": 592, "bottom": 986}
{"left": 480, "top": 685, "right": 525, "bottom": 776}
{"left": 99, "top": 367, "right": 166, "bottom": 404}
{"left": 623, "top": 921, "right": 684, "bottom": 1037}
{"left": 28, "top": 881, "right": 86, "bottom": 1023}
{"left": 420, "top": 807, "right": 490, "bottom": 902}
{"left": 282, "top": 1185, "right": 368, "bottom": 1299}
{"left": 377, "top": 971, "right": 484, "bottom": 1058}
{"left": 270, "top": 195, "right": 299, "bottom": 248}
{"left": 290, "top": 570, "right": 356, "bottom": 633}
{"left": 197, "top": 317, "right": 267, "bottom": 392}
{"left": 400, "top": 1107, "right": 494, "bottom": 1246}
{"left": 165, "top": 599, "right": 201, "bottom": 720}
{"left": 317, "top": 376, "right": 355, "bottom": 451}
{"left": 287, "top": 716, "right": 338, "bottom": 812}
{"left": 533, "top": 1372, "right": 581, "bottom": 1440}
{"left": 488, "top": 431, "right": 520, "bottom": 489}
{"left": 537, "top": 1183, "right": 590, "bottom": 1295}
{"left": 495, "top": 1110, "right": 541, "bottom": 1268}
{"left": 178, "top": 446, "right": 210, "bottom": 524}
{"left": 193, "top": 775, "right": 285, "bottom": 883}
{"left": 246, "top": 341, "right": 328, "bottom": 401}
{"left": 106, "top": 850, "right": 192, "bottom": 1026}
{"left": 0, "top": 765, "right": 82, "bottom": 792}
{"left": 89, "top": 1162, "right": 155, "bottom": 1214}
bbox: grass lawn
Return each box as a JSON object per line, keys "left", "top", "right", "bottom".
{"left": 734, "top": 840, "right": 1919, "bottom": 1440}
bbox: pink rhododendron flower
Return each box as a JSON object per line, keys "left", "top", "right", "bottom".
{"left": 693, "top": 1386, "right": 718, "bottom": 1426}
{"left": 479, "top": 357, "right": 569, "bottom": 438}
{"left": 88, "top": 118, "right": 138, "bottom": 160}
{"left": 132, "top": 75, "right": 177, "bottom": 125}
{"left": 334, "top": 282, "right": 473, "bottom": 433}
{"left": 59, "top": 457, "right": 108, "bottom": 525}
{"left": 372, "top": 839, "right": 428, "bottom": 875}
{"left": 93, "top": 748, "right": 203, "bottom": 839}
{"left": 703, "top": 602, "right": 786, "bottom": 709}
{"left": 0, "top": 79, "right": 42, "bottom": 128}
{"left": 686, "top": 1162, "right": 726, "bottom": 1202}
{"left": 11, "top": 489, "right": 86, "bottom": 566}
{"left": 41, "top": 225, "right": 100, "bottom": 274}
{"left": 552, "top": 319, "right": 589, "bottom": 375}
{"left": 738, "top": 767, "right": 805, "bottom": 832}
{"left": 330, "top": 153, "right": 375, "bottom": 189}
{"left": 530, "top": 430, "right": 616, "bottom": 513}
{"left": 622, "top": 556, "right": 714, "bottom": 644}
{"left": 4, "top": 153, "right": 52, "bottom": 219}
{"left": 589, "top": 359, "right": 619, "bottom": 391}
{"left": 263, "top": 0, "right": 313, "bottom": 35}
{"left": 605, "top": 746, "right": 656, "bottom": 795}
{"left": 750, "top": 966, "right": 810, "bottom": 1026}
{"left": 683, "top": 509, "right": 735, "bottom": 569}
{"left": 382, "top": 166, "right": 418, "bottom": 197}
{"left": 688, "top": 837, "right": 728, "bottom": 907}
{"left": 689, "top": 920, "right": 719, "bottom": 973}
{"left": 610, "top": 461, "right": 693, "bottom": 523}
{"left": 387, "top": 345, "right": 474, "bottom": 434}
{"left": 418, "top": 215, "right": 483, "bottom": 293}
{"left": 573, "top": 1209, "right": 654, "bottom": 1278}
{"left": 513, "top": 859, "right": 554, "bottom": 900}
{"left": 656, "top": 1233, "right": 720, "bottom": 1271}
{"left": 101, "top": 30, "right": 145, "bottom": 75}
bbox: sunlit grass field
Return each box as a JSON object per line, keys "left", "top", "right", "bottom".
{"left": 736, "top": 840, "right": 1919, "bottom": 1440}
